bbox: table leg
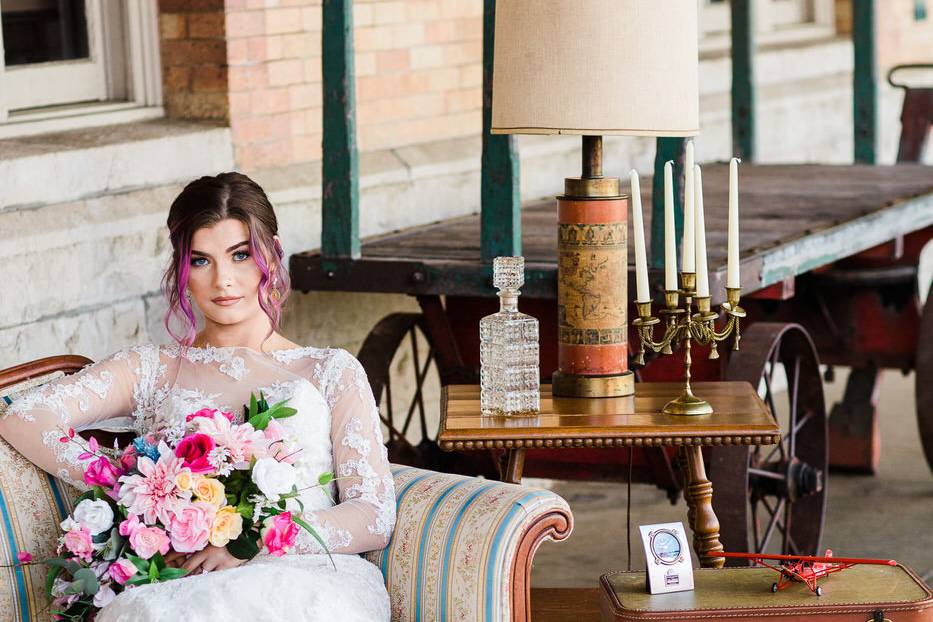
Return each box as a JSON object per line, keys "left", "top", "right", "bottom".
{"left": 680, "top": 446, "right": 725, "bottom": 568}
{"left": 500, "top": 448, "right": 526, "bottom": 484}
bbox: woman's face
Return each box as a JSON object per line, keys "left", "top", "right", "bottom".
{"left": 187, "top": 218, "right": 270, "bottom": 327}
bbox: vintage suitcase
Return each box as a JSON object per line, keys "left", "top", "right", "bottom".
{"left": 599, "top": 565, "right": 932, "bottom": 621}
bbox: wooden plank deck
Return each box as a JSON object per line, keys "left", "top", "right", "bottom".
{"left": 290, "top": 164, "right": 933, "bottom": 302}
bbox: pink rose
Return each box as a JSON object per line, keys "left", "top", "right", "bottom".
{"left": 108, "top": 558, "right": 139, "bottom": 585}
{"left": 129, "top": 526, "right": 170, "bottom": 560}
{"left": 83, "top": 456, "right": 123, "bottom": 489}
{"left": 16, "top": 551, "right": 33, "bottom": 564}
{"left": 169, "top": 501, "right": 216, "bottom": 553}
{"left": 120, "top": 444, "right": 138, "bottom": 472}
{"left": 62, "top": 525, "right": 94, "bottom": 561}
{"left": 118, "top": 514, "right": 142, "bottom": 538}
{"left": 185, "top": 408, "right": 235, "bottom": 424}
{"left": 174, "top": 434, "right": 216, "bottom": 474}
{"left": 261, "top": 512, "right": 299, "bottom": 557}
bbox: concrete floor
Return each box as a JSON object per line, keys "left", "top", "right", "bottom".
{"left": 530, "top": 367, "right": 933, "bottom": 588}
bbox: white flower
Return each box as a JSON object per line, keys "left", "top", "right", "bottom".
{"left": 251, "top": 458, "right": 296, "bottom": 502}
{"left": 59, "top": 517, "right": 78, "bottom": 532}
{"left": 72, "top": 499, "right": 114, "bottom": 536}
{"left": 93, "top": 584, "right": 116, "bottom": 608}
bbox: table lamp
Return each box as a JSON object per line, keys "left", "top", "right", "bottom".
{"left": 491, "top": 0, "right": 699, "bottom": 397}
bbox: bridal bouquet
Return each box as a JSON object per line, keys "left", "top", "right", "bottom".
{"left": 22, "top": 393, "right": 333, "bottom": 621}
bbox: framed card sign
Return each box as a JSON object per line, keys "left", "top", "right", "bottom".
{"left": 639, "top": 522, "right": 694, "bottom": 594}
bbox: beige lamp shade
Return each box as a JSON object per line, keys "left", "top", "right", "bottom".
{"left": 491, "top": 0, "right": 699, "bottom": 137}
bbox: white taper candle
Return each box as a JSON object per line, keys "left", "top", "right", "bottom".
{"left": 664, "top": 161, "right": 677, "bottom": 291}
{"left": 694, "top": 164, "right": 710, "bottom": 298}
{"left": 727, "top": 157, "right": 741, "bottom": 289}
{"left": 630, "top": 169, "right": 650, "bottom": 302}
{"left": 682, "top": 140, "right": 695, "bottom": 273}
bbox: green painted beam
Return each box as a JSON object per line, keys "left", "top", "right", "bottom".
{"left": 321, "top": 0, "right": 360, "bottom": 259}
{"left": 480, "top": 0, "right": 521, "bottom": 263}
{"left": 731, "top": 0, "right": 756, "bottom": 161}
{"left": 650, "top": 138, "right": 685, "bottom": 270}
{"left": 853, "top": 0, "right": 877, "bottom": 164}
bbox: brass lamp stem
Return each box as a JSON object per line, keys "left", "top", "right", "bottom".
{"left": 582, "top": 135, "right": 603, "bottom": 178}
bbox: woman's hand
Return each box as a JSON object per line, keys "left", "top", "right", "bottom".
{"left": 176, "top": 545, "right": 246, "bottom": 575}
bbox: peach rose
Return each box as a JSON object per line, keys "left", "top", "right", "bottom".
{"left": 174, "top": 468, "right": 194, "bottom": 492}
{"left": 209, "top": 506, "right": 244, "bottom": 547}
{"left": 193, "top": 477, "right": 226, "bottom": 507}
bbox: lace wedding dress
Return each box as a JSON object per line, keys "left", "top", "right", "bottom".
{"left": 1, "top": 343, "right": 395, "bottom": 621}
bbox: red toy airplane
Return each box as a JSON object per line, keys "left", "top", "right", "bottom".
{"left": 720, "top": 549, "right": 897, "bottom": 596}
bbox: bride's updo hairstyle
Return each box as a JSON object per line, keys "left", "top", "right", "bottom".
{"left": 161, "top": 172, "right": 291, "bottom": 347}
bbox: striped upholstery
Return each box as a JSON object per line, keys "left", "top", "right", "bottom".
{"left": 365, "top": 465, "right": 572, "bottom": 622}
{"left": 1, "top": 377, "right": 80, "bottom": 622}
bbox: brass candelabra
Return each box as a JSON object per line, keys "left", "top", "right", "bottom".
{"left": 632, "top": 273, "right": 745, "bottom": 415}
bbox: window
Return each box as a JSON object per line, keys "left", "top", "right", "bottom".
{"left": 700, "top": 0, "right": 836, "bottom": 54}
{"left": 0, "top": 0, "right": 162, "bottom": 135}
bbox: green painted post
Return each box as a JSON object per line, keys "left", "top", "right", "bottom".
{"left": 481, "top": 0, "right": 521, "bottom": 263}
{"left": 650, "top": 138, "right": 685, "bottom": 270}
{"left": 731, "top": 0, "right": 756, "bottom": 161}
{"left": 321, "top": 0, "right": 360, "bottom": 259}
{"left": 853, "top": 0, "right": 877, "bottom": 164}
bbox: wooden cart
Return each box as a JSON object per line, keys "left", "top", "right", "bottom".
{"left": 293, "top": 1, "right": 933, "bottom": 561}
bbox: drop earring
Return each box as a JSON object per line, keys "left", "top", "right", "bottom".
{"left": 270, "top": 275, "right": 281, "bottom": 302}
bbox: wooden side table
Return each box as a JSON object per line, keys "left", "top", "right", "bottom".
{"left": 438, "top": 381, "right": 780, "bottom": 568}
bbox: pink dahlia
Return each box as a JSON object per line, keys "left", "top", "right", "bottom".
{"left": 117, "top": 443, "right": 192, "bottom": 525}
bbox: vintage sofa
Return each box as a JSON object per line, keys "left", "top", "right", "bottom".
{"left": 0, "top": 355, "right": 572, "bottom": 622}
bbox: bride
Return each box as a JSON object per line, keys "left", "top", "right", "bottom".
{"left": 0, "top": 172, "right": 395, "bottom": 621}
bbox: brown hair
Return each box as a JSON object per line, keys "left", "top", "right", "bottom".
{"left": 161, "top": 172, "right": 290, "bottom": 348}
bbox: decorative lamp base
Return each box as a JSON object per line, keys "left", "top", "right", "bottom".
{"left": 552, "top": 370, "right": 635, "bottom": 398}
{"left": 662, "top": 388, "right": 714, "bottom": 416}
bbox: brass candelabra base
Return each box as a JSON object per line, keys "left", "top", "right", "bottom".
{"left": 663, "top": 385, "right": 714, "bottom": 416}
{"left": 633, "top": 275, "right": 744, "bottom": 416}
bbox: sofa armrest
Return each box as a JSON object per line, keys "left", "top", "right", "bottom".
{"left": 364, "top": 464, "right": 573, "bottom": 622}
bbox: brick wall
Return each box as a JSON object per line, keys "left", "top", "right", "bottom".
{"left": 158, "top": 0, "right": 230, "bottom": 122}
{"left": 222, "top": 0, "right": 483, "bottom": 170}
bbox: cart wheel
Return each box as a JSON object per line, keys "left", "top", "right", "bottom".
{"left": 357, "top": 313, "right": 498, "bottom": 477}
{"left": 357, "top": 313, "right": 442, "bottom": 469}
{"left": 771, "top": 582, "right": 779, "bottom": 593}
{"left": 815, "top": 586, "right": 823, "bottom": 597}
{"left": 916, "top": 282, "right": 933, "bottom": 472}
{"left": 712, "top": 323, "right": 828, "bottom": 561}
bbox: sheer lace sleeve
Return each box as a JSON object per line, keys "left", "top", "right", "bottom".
{"left": 296, "top": 350, "right": 396, "bottom": 555}
{"left": 0, "top": 348, "right": 145, "bottom": 488}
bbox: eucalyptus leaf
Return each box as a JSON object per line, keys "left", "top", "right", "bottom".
{"left": 45, "top": 558, "right": 80, "bottom": 574}
{"left": 317, "top": 472, "right": 334, "bottom": 486}
{"left": 71, "top": 568, "right": 100, "bottom": 596}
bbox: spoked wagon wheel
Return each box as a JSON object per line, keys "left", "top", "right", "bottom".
{"left": 711, "top": 322, "right": 828, "bottom": 562}
{"left": 917, "top": 282, "right": 933, "bottom": 472}
{"left": 357, "top": 313, "right": 443, "bottom": 469}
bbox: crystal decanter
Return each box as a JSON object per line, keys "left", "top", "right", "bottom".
{"left": 480, "top": 256, "right": 540, "bottom": 417}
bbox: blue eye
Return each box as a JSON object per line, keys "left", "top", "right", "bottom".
{"left": 233, "top": 250, "right": 251, "bottom": 261}
{"left": 191, "top": 257, "right": 208, "bottom": 267}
